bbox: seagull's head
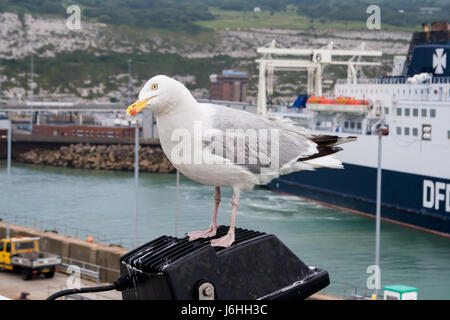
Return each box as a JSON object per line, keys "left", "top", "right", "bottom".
{"left": 126, "top": 75, "right": 194, "bottom": 116}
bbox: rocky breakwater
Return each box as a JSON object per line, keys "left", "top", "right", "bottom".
{"left": 17, "top": 144, "right": 176, "bottom": 173}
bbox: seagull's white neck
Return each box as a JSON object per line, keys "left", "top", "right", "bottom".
{"left": 154, "top": 86, "right": 198, "bottom": 116}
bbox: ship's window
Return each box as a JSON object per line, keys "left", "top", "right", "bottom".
{"left": 448, "top": 130, "right": 450, "bottom": 140}
{"left": 413, "top": 108, "right": 418, "bottom": 117}
{"left": 430, "top": 109, "right": 436, "bottom": 118}
{"left": 350, "top": 122, "right": 355, "bottom": 129}
{"left": 384, "top": 107, "right": 389, "bottom": 114}
{"left": 397, "top": 108, "right": 402, "bottom": 116}
{"left": 404, "top": 127, "right": 410, "bottom": 136}
{"left": 396, "top": 127, "right": 401, "bottom": 135}
{"left": 97, "top": 131, "right": 100, "bottom": 136}
{"left": 413, "top": 128, "right": 418, "bottom": 136}
{"left": 421, "top": 109, "right": 427, "bottom": 117}
{"left": 404, "top": 108, "right": 410, "bottom": 116}
{"left": 344, "top": 121, "right": 349, "bottom": 128}
{"left": 415, "top": 89, "right": 417, "bottom": 94}
{"left": 357, "top": 122, "right": 362, "bottom": 130}
{"left": 72, "top": 130, "right": 75, "bottom": 136}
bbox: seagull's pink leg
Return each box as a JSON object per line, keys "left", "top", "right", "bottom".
{"left": 187, "top": 187, "right": 221, "bottom": 241}
{"left": 211, "top": 187, "right": 240, "bottom": 248}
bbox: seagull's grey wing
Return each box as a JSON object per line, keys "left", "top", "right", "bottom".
{"left": 202, "top": 104, "right": 319, "bottom": 173}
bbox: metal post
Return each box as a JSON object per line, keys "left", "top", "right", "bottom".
{"left": 29, "top": 51, "right": 33, "bottom": 132}
{"left": 175, "top": 170, "right": 180, "bottom": 237}
{"left": 315, "top": 63, "right": 323, "bottom": 96}
{"left": 128, "top": 59, "right": 139, "bottom": 248}
{"left": 134, "top": 122, "right": 139, "bottom": 247}
{"left": 257, "top": 60, "right": 266, "bottom": 116}
{"left": 6, "top": 112, "right": 12, "bottom": 238}
{"left": 375, "top": 126, "right": 382, "bottom": 298}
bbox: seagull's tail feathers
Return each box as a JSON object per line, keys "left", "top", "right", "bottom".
{"left": 311, "top": 134, "right": 357, "bottom": 147}
{"left": 296, "top": 134, "right": 356, "bottom": 163}
{"left": 279, "top": 134, "right": 356, "bottom": 175}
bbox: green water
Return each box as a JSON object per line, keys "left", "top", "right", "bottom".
{"left": 1, "top": 161, "right": 449, "bottom": 299}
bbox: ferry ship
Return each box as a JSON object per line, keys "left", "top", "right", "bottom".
{"left": 266, "top": 24, "right": 450, "bottom": 236}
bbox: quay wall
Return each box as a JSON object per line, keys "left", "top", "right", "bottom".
{"left": 0, "top": 222, "right": 128, "bottom": 283}
{"left": 2, "top": 134, "right": 175, "bottom": 173}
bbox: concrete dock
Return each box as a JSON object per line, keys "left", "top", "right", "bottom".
{"left": 0, "top": 268, "right": 337, "bottom": 300}
{"left": 0, "top": 269, "right": 121, "bottom": 300}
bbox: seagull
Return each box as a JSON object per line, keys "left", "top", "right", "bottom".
{"left": 127, "top": 75, "right": 356, "bottom": 248}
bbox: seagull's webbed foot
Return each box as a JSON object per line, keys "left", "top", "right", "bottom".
{"left": 210, "top": 231, "right": 235, "bottom": 248}
{"left": 187, "top": 225, "right": 218, "bottom": 241}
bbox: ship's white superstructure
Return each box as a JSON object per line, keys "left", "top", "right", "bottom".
{"left": 262, "top": 25, "right": 450, "bottom": 235}
{"left": 276, "top": 76, "right": 450, "bottom": 180}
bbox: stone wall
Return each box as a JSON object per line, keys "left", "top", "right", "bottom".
{"left": 16, "top": 143, "right": 175, "bottom": 173}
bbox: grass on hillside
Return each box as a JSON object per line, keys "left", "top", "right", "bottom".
{"left": 195, "top": 7, "right": 421, "bottom": 32}
{"left": 1, "top": 51, "right": 250, "bottom": 99}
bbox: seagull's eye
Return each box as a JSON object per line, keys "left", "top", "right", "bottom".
{"left": 151, "top": 83, "right": 158, "bottom": 90}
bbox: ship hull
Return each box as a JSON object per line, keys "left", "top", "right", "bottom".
{"left": 267, "top": 163, "right": 450, "bottom": 236}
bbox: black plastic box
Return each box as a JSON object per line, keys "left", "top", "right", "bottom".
{"left": 120, "top": 226, "right": 329, "bottom": 300}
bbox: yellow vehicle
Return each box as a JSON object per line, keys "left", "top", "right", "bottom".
{"left": 0, "top": 237, "right": 61, "bottom": 280}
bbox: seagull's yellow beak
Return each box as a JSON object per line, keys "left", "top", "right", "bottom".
{"left": 126, "top": 97, "right": 154, "bottom": 116}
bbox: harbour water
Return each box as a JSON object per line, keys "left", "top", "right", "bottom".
{"left": 1, "top": 160, "right": 449, "bottom": 299}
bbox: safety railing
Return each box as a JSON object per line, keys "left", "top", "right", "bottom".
{"left": 42, "top": 251, "right": 120, "bottom": 284}
{"left": 0, "top": 213, "right": 129, "bottom": 247}
{"left": 336, "top": 76, "right": 450, "bottom": 85}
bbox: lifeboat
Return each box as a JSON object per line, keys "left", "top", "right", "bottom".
{"left": 306, "top": 96, "right": 370, "bottom": 115}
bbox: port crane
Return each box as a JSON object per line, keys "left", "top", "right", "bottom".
{"left": 256, "top": 40, "right": 383, "bottom": 115}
